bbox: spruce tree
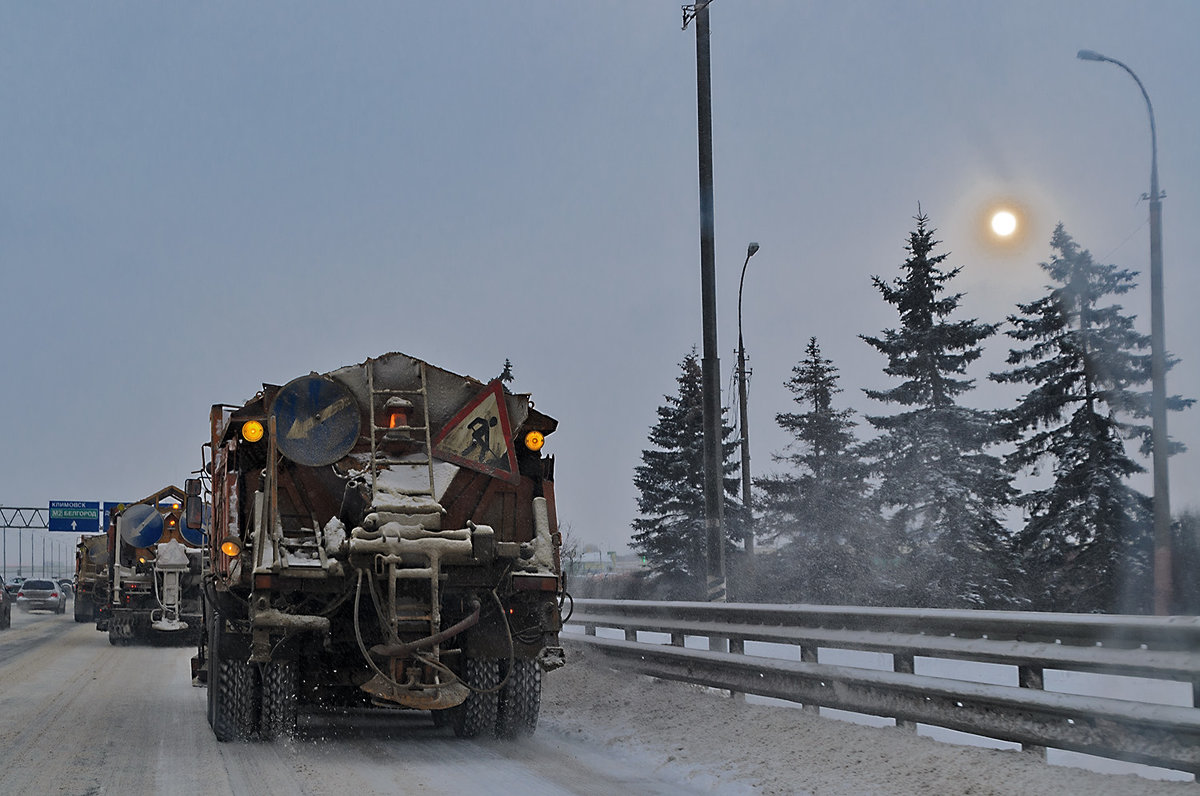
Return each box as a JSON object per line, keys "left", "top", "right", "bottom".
{"left": 757, "top": 337, "right": 875, "bottom": 603}
{"left": 632, "top": 349, "right": 741, "bottom": 599}
{"left": 861, "top": 210, "right": 1016, "bottom": 608}
{"left": 497, "top": 358, "right": 514, "bottom": 383}
{"left": 992, "top": 224, "right": 1190, "bottom": 613}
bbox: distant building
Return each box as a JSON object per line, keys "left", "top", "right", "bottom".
{"left": 566, "top": 550, "right": 648, "bottom": 577}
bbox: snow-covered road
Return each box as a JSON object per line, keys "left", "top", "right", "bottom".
{"left": 0, "top": 610, "right": 715, "bottom": 795}
{"left": 0, "top": 610, "right": 1193, "bottom": 795}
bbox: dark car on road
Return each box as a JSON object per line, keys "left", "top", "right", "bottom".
{"left": 0, "top": 577, "right": 11, "bottom": 628}
{"left": 16, "top": 579, "right": 66, "bottom": 614}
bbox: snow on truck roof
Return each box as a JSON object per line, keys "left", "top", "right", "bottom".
{"left": 214, "top": 351, "right": 556, "bottom": 450}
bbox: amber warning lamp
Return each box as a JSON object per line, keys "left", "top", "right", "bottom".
{"left": 524, "top": 430, "right": 545, "bottom": 452}
{"left": 241, "top": 420, "right": 265, "bottom": 443}
{"left": 220, "top": 536, "right": 242, "bottom": 557}
{"left": 385, "top": 397, "right": 413, "bottom": 430}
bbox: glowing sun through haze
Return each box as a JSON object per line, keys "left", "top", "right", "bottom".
{"left": 975, "top": 199, "right": 1032, "bottom": 252}
{"left": 991, "top": 210, "right": 1017, "bottom": 237}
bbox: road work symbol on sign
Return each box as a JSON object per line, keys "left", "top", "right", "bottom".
{"left": 433, "top": 380, "right": 519, "bottom": 484}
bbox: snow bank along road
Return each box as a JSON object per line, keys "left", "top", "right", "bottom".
{"left": 0, "top": 611, "right": 1194, "bottom": 796}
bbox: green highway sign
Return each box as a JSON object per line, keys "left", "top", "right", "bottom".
{"left": 48, "top": 500, "right": 100, "bottom": 532}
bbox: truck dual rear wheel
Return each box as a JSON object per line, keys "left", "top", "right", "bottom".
{"left": 452, "top": 658, "right": 500, "bottom": 738}
{"left": 108, "top": 614, "right": 132, "bottom": 646}
{"left": 209, "top": 620, "right": 260, "bottom": 742}
{"left": 74, "top": 595, "right": 92, "bottom": 623}
{"left": 260, "top": 661, "right": 298, "bottom": 740}
{"left": 496, "top": 658, "right": 541, "bottom": 738}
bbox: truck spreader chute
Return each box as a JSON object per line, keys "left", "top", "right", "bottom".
{"left": 191, "top": 351, "right": 566, "bottom": 741}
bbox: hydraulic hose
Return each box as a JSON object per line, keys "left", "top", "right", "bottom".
{"left": 369, "top": 600, "right": 481, "bottom": 659}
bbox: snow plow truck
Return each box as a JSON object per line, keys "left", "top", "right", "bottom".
{"left": 74, "top": 533, "right": 110, "bottom": 623}
{"left": 188, "top": 352, "right": 565, "bottom": 742}
{"left": 106, "top": 485, "right": 204, "bottom": 645}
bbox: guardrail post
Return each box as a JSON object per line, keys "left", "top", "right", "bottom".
{"left": 800, "top": 645, "right": 819, "bottom": 715}
{"left": 894, "top": 653, "right": 915, "bottom": 731}
{"left": 584, "top": 624, "right": 596, "bottom": 636}
{"left": 625, "top": 627, "right": 638, "bottom": 643}
{"left": 1019, "top": 664, "right": 1046, "bottom": 761}
{"left": 730, "top": 638, "right": 745, "bottom": 701}
{"left": 671, "top": 632, "right": 685, "bottom": 647}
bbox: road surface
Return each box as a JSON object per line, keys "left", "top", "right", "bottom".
{"left": 0, "top": 608, "right": 721, "bottom": 795}
{"left": 0, "top": 607, "right": 1191, "bottom": 795}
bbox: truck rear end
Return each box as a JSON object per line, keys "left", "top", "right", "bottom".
{"left": 74, "top": 533, "right": 109, "bottom": 623}
{"left": 107, "top": 487, "right": 204, "bottom": 645}
{"left": 194, "top": 352, "right": 565, "bottom": 741}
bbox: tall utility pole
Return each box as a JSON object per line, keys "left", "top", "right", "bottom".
{"left": 737, "top": 242, "right": 760, "bottom": 559}
{"left": 1077, "top": 50, "right": 1173, "bottom": 614}
{"left": 684, "top": 1, "right": 725, "bottom": 602}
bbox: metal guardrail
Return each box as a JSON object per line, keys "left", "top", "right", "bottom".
{"left": 564, "top": 598, "right": 1200, "bottom": 775}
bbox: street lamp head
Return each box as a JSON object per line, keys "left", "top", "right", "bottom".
{"left": 746, "top": 242, "right": 759, "bottom": 258}
{"left": 1077, "top": 49, "right": 1107, "bottom": 62}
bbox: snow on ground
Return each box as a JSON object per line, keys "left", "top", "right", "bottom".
{"left": 543, "top": 643, "right": 1197, "bottom": 796}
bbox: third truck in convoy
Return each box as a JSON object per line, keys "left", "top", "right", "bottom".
{"left": 189, "top": 351, "right": 565, "bottom": 741}
{"left": 74, "top": 532, "right": 109, "bottom": 623}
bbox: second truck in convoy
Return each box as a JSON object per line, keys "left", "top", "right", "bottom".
{"left": 189, "top": 352, "right": 566, "bottom": 741}
{"left": 105, "top": 486, "right": 204, "bottom": 645}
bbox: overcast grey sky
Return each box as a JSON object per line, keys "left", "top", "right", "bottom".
{"left": 3, "top": 2, "right": 1198, "bottom": 561}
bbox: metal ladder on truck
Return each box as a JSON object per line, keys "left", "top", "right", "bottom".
{"left": 364, "top": 358, "right": 459, "bottom": 701}
{"left": 367, "top": 358, "right": 437, "bottom": 511}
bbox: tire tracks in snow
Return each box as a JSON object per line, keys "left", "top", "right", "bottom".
{"left": 0, "top": 619, "right": 124, "bottom": 793}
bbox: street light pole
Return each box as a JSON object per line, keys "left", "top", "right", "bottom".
{"left": 685, "top": 1, "right": 727, "bottom": 603}
{"left": 737, "top": 242, "right": 760, "bottom": 560}
{"left": 1077, "top": 49, "right": 1172, "bottom": 614}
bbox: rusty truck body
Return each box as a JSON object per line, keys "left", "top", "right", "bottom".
{"left": 191, "top": 352, "right": 564, "bottom": 741}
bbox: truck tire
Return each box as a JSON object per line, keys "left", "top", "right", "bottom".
{"left": 205, "top": 618, "right": 221, "bottom": 731}
{"left": 260, "top": 661, "right": 298, "bottom": 740}
{"left": 210, "top": 620, "right": 260, "bottom": 742}
{"left": 108, "top": 614, "right": 129, "bottom": 646}
{"left": 496, "top": 658, "right": 541, "bottom": 738}
{"left": 452, "top": 658, "right": 500, "bottom": 738}
{"left": 74, "top": 595, "right": 92, "bottom": 623}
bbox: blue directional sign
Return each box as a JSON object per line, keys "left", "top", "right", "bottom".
{"left": 49, "top": 500, "right": 101, "bottom": 533}
{"left": 119, "top": 503, "right": 164, "bottom": 547}
{"left": 103, "top": 501, "right": 133, "bottom": 532}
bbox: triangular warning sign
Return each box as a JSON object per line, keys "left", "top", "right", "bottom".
{"left": 432, "top": 380, "right": 520, "bottom": 484}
